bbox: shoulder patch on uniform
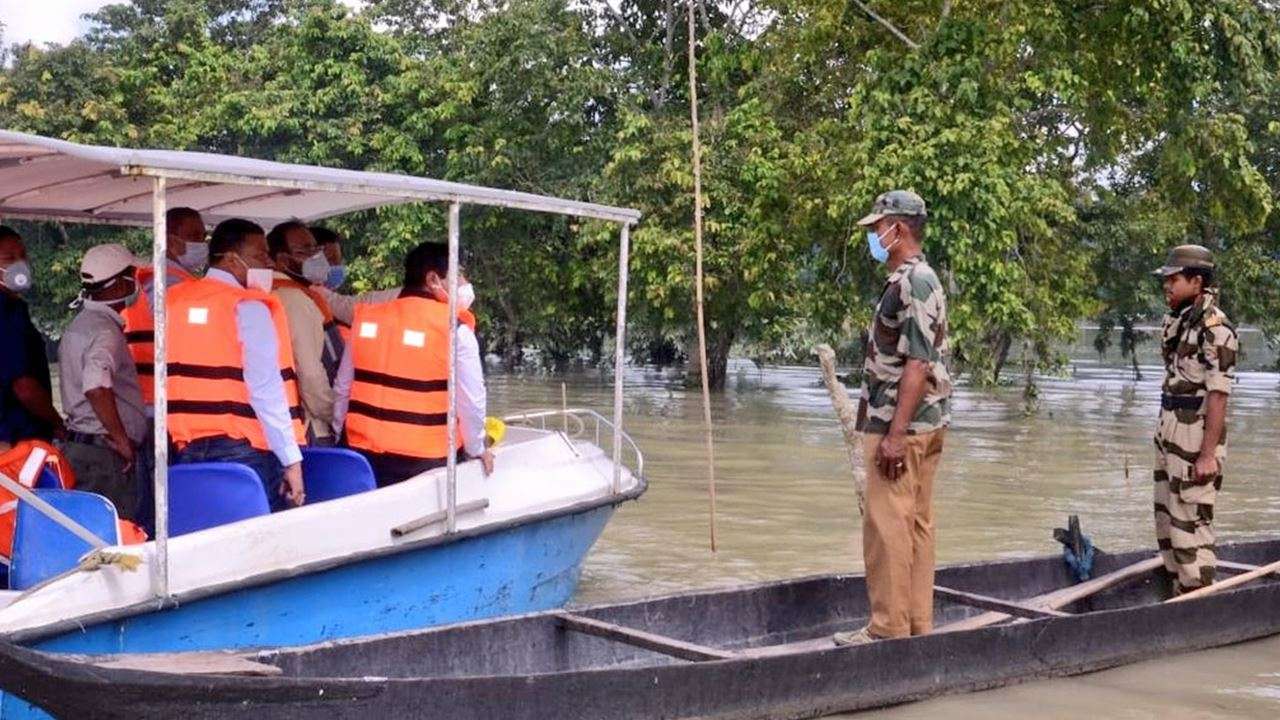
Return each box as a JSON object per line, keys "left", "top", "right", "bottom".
{"left": 1203, "top": 313, "right": 1222, "bottom": 328}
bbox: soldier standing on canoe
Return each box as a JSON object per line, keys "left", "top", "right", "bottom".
{"left": 1152, "top": 245, "right": 1238, "bottom": 596}
{"left": 835, "top": 190, "right": 952, "bottom": 645}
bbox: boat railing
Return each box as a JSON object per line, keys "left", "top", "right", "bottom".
{"left": 503, "top": 408, "right": 644, "bottom": 488}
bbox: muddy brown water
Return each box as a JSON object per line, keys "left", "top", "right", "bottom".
{"left": 487, "top": 353, "right": 1280, "bottom": 718}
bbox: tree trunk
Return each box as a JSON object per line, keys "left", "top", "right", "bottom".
{"left": 991, "top": 330, "right": 1013, "bottom": 383}
{"left": 685, "top": 328, "right": 734, "bottom": 391}
{"left": 495, "top": 295, "right": 522, "bottom": 371}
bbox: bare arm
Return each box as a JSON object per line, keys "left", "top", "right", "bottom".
{"left": 876, "top": 358, "right": 928, "bottom": 480}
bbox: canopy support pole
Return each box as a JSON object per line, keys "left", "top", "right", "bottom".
{"left": 445, "top": 202, "right": 460, "bottom": 533}
{"left": 611, "top": 223, "right": 631, "bottom": 493}
{"left": 151, "top": 176, "right": 170, "bottom": 598}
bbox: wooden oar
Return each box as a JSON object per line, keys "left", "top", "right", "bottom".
{"left": 938, "top": 556, "right": 1163, "bottom": 633}
{"left": 1168, "top": 559, "right": 1280, "bottom": 603}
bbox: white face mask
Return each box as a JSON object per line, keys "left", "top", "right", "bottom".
{"left": 246, "top": 268, "right": 274, "bottom": 293}
{"left": 178, "top": 241, "right": 208, "bottom": 273}
{"left": 456, "top": 282, "right": 475, "bottom": 312}
{"left": 300, "top": 251, "right": 330, "bottom": 285}
{"left": 1, "top": 259, "right": 33, "bottom": 293}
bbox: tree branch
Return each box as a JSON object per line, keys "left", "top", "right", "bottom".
{"left": 850, "top": 0, "right": 919, "bottom": 50}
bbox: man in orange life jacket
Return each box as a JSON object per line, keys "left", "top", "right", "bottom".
{"left": 332, "top": 241, "right": 494, "bottom": 486}
{"left": 124, "top": 206, "right": 207, "bottom": 531}
{"left": 166, "top": 219, "right": 307, "bottom": 510}
{"left": 266, "top": 221, "right": 343, "bottom": 446}
{"left": 124, "top": 207, "right": 208, "bottom": 406}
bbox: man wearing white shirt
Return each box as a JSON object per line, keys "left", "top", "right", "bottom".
{"left": 332, "top": 242, "right": 493, "bottom": 486}
{"left": 166, "top": 219, "right": 307, "bottom": 510}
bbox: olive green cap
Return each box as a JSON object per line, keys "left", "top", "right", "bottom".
{"left": 1153, "top": 244, "right": 1215, "bottom": 277}
{"left": 857, "top": 190, "right": 928, "bottom": 227}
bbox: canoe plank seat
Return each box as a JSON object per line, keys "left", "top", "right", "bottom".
{"left": 933, "top": 585, "right": 1070, "bottom": 620}
{"left": 86, "top": 651, "right": 283, "bottom": 677}
{"left": 554, "top": 612, "right": 735, "bottom": 662}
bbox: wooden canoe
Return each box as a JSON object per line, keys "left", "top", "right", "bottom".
{"left": 2, "top": 538, "right": 1279, "bottom": 719}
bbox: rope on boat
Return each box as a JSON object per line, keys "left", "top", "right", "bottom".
{"left": 9, "top": 550, "right": 144, "bottom": 605}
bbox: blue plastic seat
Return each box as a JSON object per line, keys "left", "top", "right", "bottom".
{"left": 168, "top": 463, "right": 271, "bottom": 536}
{"left": 34, "top": 467, "right": 63, "bottom": 489}
{"left": 301, "top": 447, "right": 377, "bottom": 504}
{"left": 9, "top": 489, "right": 120, "bottom": 591}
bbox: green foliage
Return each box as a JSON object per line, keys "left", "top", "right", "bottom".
{"left": 1, "top": 0, "right": 1277, "bottom": 388}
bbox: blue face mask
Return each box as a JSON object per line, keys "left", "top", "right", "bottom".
{"left": 325, "top": 264, "right": 347, "bottom": 290}
{"left": 866, "top": 226, "right": 898, "bottom": 264}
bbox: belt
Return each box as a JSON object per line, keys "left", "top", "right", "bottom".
{"left": 65, "top": 431, "right": 112, "bottom": 448}
{"left": 1161, "top": 394, "right": 1203, "bottom": 411}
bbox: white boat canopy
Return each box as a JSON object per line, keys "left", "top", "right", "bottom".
{"left": 0, "top": 130, "right": 640, "bottom": 225}
{"left": 0, "top": 129, "right": 638, "bottom": 600}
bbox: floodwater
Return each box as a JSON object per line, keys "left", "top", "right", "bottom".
{"left": 486, "top": 336, "right": 1280, "bottom": 717}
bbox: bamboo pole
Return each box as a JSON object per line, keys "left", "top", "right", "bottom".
{"left": 814, "top": 344, "right": 865, "bottom": 516}
{"left": 687, "top": 0, "right": 717, "bottom": 552}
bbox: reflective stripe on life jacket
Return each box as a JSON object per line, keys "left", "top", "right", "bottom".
{"left": 122, "top": 263, "right": 196, "bottom": 405}
{"left": 165, "top": 277, "right": 306, "bottom": 452}
{"left": 345, "top": 296, "right": 461, "bottom": 461}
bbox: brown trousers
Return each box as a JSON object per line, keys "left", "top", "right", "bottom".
{"left": 862, "top": 428, "right": 946, "bottom": 638}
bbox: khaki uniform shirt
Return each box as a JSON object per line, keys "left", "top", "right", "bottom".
{"left": 857, "top": 255, "right": 952, "bottom": 435}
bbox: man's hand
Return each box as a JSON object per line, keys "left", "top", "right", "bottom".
{"left": 281, "top": 462, "right": 306, "bottom": 507}
{"left": 877, "top": 433, "right": 907, "bottom": 481}
{"left": 107, "top": 434, "right": 135, "bottom": 473}
{"left": 480, "top": 449, "right": 495, "bottom": 477}
{"left": 1193, "top": 452, "right": 1220, "bottom": 483}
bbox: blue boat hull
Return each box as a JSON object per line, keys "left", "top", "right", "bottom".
{"left": 2, "top": 503, "right": 615, "bottom": 718}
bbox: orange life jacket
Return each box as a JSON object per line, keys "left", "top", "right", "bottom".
{"left": 459, "top": 309, "right": 476, "bottom": 332}
{"left": 1, "top": 443, "right": 147, "bottom": 565}
{"left": 1, "top": 441, "right": 74, "bottom": 565}
{"left": 272, "top": 276, "right": 346, "bottom": 384}
{"left": 165, "top": 277, "right": 306, "bottom": 452}
{"left": 122, "top": 263, "right": 196, "bottom": 405}
{"left": 346, "top": 296, "right": 462, "bottom": 460}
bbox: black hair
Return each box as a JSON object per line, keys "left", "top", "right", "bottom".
{"left": 1179, "top": 267, "right": 1215, "bottom": 287}
{"left": 266, "top": 220, "right": 309, "bottom": 259}
{"left": 0, "top": 225, "right": 21, "bottom": 244}
{"left": 166, "top": 207, "right": 202, "bottom": 227}
{"left": 888, "top": 214, "right": 927, "bottom": 238}
{"left": 311, "top": 226, "right": 342, "bottom": 247}
{"left": 403, "top": 242, "right": 449, "bottom": 289}
{"left": 209, "top": 218, "right": 265, "bottom": 262}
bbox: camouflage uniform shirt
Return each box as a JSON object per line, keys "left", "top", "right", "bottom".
{"left": 1160, "top": 289, "right": 1237, "bottom": 404}
{"left": 857, "top": 255, "right": 952, "bottom": 435}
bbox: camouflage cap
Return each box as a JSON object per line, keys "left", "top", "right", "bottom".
{"left": 857, "top": 190, "right": 928, "bottom": 227}
{"left": 1153, "top": 244, "right": 1215, "bottom": 277}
